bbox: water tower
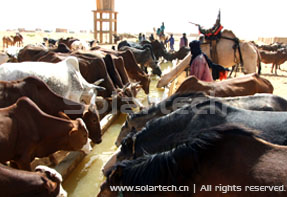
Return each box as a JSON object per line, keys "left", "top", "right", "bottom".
{"left": 93, "top": 0, "right": 118, "bottom": 44}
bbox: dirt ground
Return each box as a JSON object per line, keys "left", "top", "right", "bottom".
{"left": 1, "top": 31, "right": 286, "bottom": 100}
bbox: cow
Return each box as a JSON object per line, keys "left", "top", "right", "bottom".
{"left": 141, "top": 39, "right": 174, "bottom": 61}
{"left": 16, "top": 45, "right": 139, "bottom": 115}
{"left": 104, "top": 98, "right": 287, "bottom": 174}
{"left": 51, "top": 43, "right": 71, "bottom": 53}
{"left": 84, "top": 50, "right": 125, "bottom": 89}
{"left": 17, "top": 45, "right": 114, "bottom": 99}
{"left": 100, "top": 124, "right": 287, "bottom": 197}
{"left": 118, "top": 40, "right": 161, "bottom": 76}
{"left": 175, "top": 73, "right": 273, "bottom": 96}
{"left": 43, "top": 37, "right": 58, "bottom": 47}
{"left": 0, "top": 56, "right": 105, "bottom": 105}
{"left": 93, "top": 47, "right": 151, "bottom": 94}
{"left": 58, "top": 37, "right": 79, "bottom": 49}
{"left": 0, "top": 164, "right": 67, "bottom": 197}
{"left": 115, "top": 92, "right": 287, "bottom": 146}
{"left": 124, "top": 99, "right": 287, "bottom": 158}
{"left": 259, "top": 49, "right": 287, "bottom": 74}
{"left": 119, "top": 45, "right": 162, "bottom": 77}
{"left": 0, "top": 76, "right": 102, "bottom": 144}
{"left": 0, "top": 96, "right": 89, "bottom": 170}
{"left": 71, "top": 40, "right": 90, "bottom": 51}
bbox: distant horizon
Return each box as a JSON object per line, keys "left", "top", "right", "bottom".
{"left": 1, "top": 0, "right": 287, "bottom": 41}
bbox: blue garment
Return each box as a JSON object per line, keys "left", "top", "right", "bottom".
{"left": 167, "top": 37, "right": 174, "bottom": 50}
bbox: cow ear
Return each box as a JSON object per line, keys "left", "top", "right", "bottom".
{"left": 58, "top": 111, "right": 71, "bottom": 120}
{"left": 64, "top": 56, "right": 80, "bottom": 72}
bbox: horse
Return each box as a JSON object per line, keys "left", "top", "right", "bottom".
{"left": 200, "top": 29, "right": 261, "bottom": 74}
{"left": 12, "top": 33, "right": 23, "bottom": 47}
{"left": 99, "top": 124, "right": 287, "bottom": 197}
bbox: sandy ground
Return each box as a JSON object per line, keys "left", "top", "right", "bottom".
{"left": 1, "top": 31, "right": 287, "bottom": 100}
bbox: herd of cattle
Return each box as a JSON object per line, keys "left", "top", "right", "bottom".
{"left": 0, "top": 34, "right": 287, "bottom": 196}
{"left": 255, "top": 42, "right": 287, "bottom": 74}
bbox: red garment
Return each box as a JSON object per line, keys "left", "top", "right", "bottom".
{"left": 190, "top": 54, "right": 213, "bottom": 82}
{"left": 219, "top": 70, "right": 228, "bottom": 80}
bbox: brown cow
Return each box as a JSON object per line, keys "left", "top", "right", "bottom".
{"left": 0, "top": 76, "right": 102, "bottom": 144}
{"left": 175, "top": 73, "right": 273, "bottom": 96}
{"left": 259, "top": 49, "right": 287, "bottom": 74}
{"left": 0, "top": 97, "right": 89, "bottom": 170}
{"left": 92, "top": 46, "right": 150, "bottom": 94}
{"left": 0, "top": 164, "right": 66, "bottom": 197}
{"left": 58, "top": 37, "right": 79, "bottom": 49}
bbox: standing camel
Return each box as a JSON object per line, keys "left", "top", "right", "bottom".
{"left": 12, "top": 33, "right": 23, "bottom": 47}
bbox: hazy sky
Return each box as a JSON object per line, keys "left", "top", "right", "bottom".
{"left": 1, "top": 0, "right": 286, "bottom": 40}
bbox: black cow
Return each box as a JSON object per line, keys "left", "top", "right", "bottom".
{"left": 118, "top": 40, "right": 161, "bottom": 77}
{"left": 43, "top": 37, "right": 57, "bottom": 47}
{"left": 116, "top": 93, "right": 287, "bottom": 146}
{"left": 103, "top": 97, "right": 287, "bottom": 175}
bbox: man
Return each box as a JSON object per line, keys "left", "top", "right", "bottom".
{"left": 179, "top": 33, "right": 188, "bottom": 49}
{"left": 166, "top": 34, "right": 175, "bottom": 51}
{"left": 160, "top": 22, "right": 165, "bottom": 36}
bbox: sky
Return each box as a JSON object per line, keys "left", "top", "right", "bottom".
{"left": 1, "top": 0, "right": 287, "bottom": 40}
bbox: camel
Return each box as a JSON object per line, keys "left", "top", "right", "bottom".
{"left": 157, "top": 29, "right": 261, "bottom": 88}
{"left": 12, "top": 33, "right": 23, "bottom": 47}
{"left": 201, "top": 30, "right": 261, "bottom": 74}
{"left": 2, "top": 36, "right": 14, "bottom": 49}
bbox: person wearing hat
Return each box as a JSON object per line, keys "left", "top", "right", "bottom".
{"left": 189, "top": 40, "right": 229, "bottom": 81}
{"left": 189, "top": 40, "right": 213, "bottom": 82}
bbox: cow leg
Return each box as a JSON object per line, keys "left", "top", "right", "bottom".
{"left": 275, "top": 64, "right": 278, "bottom": 75}
{"left": 141, "top": 64, "right": 148, "bottom": 74}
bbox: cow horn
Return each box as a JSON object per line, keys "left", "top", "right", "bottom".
{"left": 93, "top": 85, "right": 106, "bottom": 92}
{"left": 94, "top": 78, "right": 104, "bottom": 86}
{"left": 90, "top": 93, "right": 97, "bottom": 107}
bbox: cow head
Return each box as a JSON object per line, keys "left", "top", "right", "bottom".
{"left": 99, "top": 164, "right": 124, "bottom": 197}
{"left": 116, "top": 115, "right": 133, "bottom": 147}
{"left": 68, "top": 118, "right": 91, "bottom": 153}
{"left": 82, "top": 93, "right": 102, "bottom": 144}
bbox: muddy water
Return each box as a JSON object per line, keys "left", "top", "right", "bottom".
{"left": 63, "top": 61, "right": 173, "bottom": 197}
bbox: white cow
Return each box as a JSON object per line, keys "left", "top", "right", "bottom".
{"left": 0, "top": 56, "right": 104, "bottom": 104}
{"left": 71, "top": 40, "right": 90, "bottom": 51}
